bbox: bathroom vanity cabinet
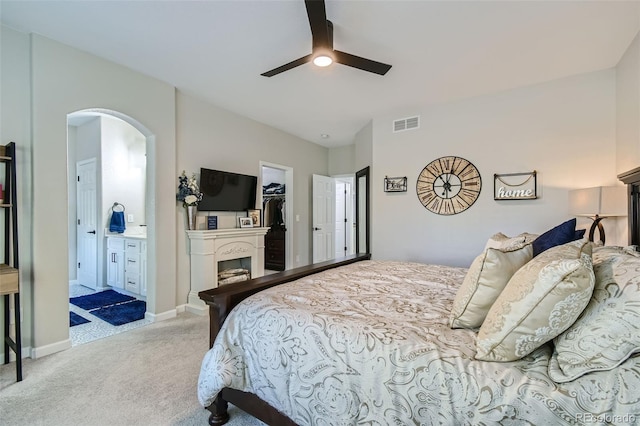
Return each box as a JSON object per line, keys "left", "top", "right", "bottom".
{"left": 106, "top": 236, "right": 146, "bottom": 297}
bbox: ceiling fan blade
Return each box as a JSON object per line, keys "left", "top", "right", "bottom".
{"left": 261, "top": 54, "right": 313, "bottom": 77}
{"left": 305, "top": 0, "right": 330, "bottom": 49}
{"left": 333, "top": 50, "right": 392, "bottom": 76}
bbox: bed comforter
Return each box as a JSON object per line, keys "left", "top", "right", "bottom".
{"left": 198, "top": 260, "right": 640, "bottom": 425}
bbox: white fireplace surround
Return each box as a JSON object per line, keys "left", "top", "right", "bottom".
{"left": 186, "top": 227, "right": 269, "bottom": 314}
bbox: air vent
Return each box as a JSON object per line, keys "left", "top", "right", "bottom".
{"left": 393, "top": 115, "right": 420, "bottom": 133}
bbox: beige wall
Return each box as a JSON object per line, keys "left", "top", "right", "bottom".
{"left": 370, "top": 70, "right": 621, "bottom": 267}
{"left": 29, "top": 33, "right": 177, "bottom": 355}
{"left": 0, "top": 26, "right": 33, "bottom": 356}
{"left": 354, "top": 121, "right": 373, "bottom": 173}
{"left": 328, "top": 145, "right": 355, "bottom": 176}
{"left": 617, "top": 32, "right": 640, "bottom": 174}
{"left": 175, "top": 92, "right": 328, "bottom": 305}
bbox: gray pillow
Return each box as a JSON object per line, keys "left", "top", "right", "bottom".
{"left": 476, "top": 240, "right": 594, "bottom": 362}
{"left": 549, "top": 246, "right": 640, "bottom": 382}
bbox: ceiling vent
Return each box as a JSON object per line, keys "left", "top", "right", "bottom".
{"left": 393, "top": 116, "right": 420, "bottom": 133}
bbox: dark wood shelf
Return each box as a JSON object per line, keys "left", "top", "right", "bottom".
{"left": 2, "top": 141, "right": 22, "bottom": 382}
{"left": 0, "top": 264, "right": 19, "bottom": 296}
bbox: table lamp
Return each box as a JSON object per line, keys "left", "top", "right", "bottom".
{"left": 568, "top": 186, "right": 627, "bottom": 245}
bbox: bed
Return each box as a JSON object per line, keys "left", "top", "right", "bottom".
{"left": 197, "top": 169, "right": 640, "bottom": 425}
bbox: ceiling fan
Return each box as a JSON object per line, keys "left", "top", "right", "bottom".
{"left": 261, "top": 0, "right": 392, "bottom": 77}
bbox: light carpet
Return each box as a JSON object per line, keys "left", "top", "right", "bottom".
{"left": 0, "top": 312, "right": 266, "bottom": 426}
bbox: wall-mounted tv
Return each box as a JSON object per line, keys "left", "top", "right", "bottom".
{"left": 198, "top": 168, "right": 257, "bottom": 212}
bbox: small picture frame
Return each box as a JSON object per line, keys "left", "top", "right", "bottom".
{"left": 384, "top": 176, "right": 407, "bottom": 192}
{"left": 239, "top": 217, "right": 253, "bottom": 228}
{"left": 247, "top": 209, "right": 261, "bottom": 227}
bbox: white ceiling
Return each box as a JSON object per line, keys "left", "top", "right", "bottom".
{"left": 1, "top": 1, "right": 639, "bottom": 148}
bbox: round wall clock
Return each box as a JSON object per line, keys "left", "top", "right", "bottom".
{"left": 416, "top": 156, "right": 482, "bottom": 215}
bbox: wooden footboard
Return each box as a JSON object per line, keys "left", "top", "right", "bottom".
{"left": 198, "top": 253, "right": 371, "bottom": 425}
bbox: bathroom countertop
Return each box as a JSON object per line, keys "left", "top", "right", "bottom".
{"left": 104, "top": 229, "right": 147, "bottom": 239}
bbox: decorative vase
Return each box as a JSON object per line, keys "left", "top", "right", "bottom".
{"left": 186, "top": 205, "right": 197, "bottom": 230}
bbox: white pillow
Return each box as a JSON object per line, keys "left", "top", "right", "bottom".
{"left": 476, "top": 239, "right": 594, "bottom": 362}
{"left": 449, "top": 244, "right": 533, "bottom": 329}
{"left": 548, "top": 246, "right": 640, "bottom": 382}
{"left": 484, "top": 232, "right": 538, "bottom": 251}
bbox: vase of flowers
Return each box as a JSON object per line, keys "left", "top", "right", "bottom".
{"left": 177, "top": 171, "right": 203, "bottom": 230}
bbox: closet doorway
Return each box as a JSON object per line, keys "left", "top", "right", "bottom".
{"left": 260, "top": 162, "right": 293, "bottom": 271}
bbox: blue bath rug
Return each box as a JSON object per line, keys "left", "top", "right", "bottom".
{"left": 70, "top": 290, "right": 135, "bottom": 311}
{"left": 91, "top": 300, "right": 146, "bottom": 326}
{"left": 69, "top": 311, "right": 90, "bottom": 327}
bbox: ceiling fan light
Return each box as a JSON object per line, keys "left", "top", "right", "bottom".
{"left": 313, "top": 55, "right": 333, "bottom": 67}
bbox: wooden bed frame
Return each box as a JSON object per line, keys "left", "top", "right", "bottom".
{"left": 197, "top": 168, "right": 640, "bottom": 426}
{"left": 618, "top": 166, "right": 640, "bottom": 246}
{"left": 198, "top": 253, "right": 371, "bottom": 425}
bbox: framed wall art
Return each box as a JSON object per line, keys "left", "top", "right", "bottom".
{"left": 384, "top": 176, "right": 407, "bottom": 193}
{"left": 494, "top": 171, "right": 537, "bottom": 200}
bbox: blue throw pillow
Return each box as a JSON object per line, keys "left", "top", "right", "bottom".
{"left": 532, "top": 218, "right": 579, "bottom": 257}
{"left": 575, "top": 229, "right": 586, "bottom": 240}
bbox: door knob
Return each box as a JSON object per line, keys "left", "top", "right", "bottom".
{"left": 87, "top": 230, "right": 96, "bottom": 234}
{"left": 313, "top": 227, "right": 321, "bottom": 231}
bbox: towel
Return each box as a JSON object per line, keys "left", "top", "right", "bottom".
{"left": 109, "top": 211, "right": 126, "bottom": 233}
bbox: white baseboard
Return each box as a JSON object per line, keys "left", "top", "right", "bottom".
{"left": 31, "top": 339, "right": 71, "bottom": 359}
{"left": 69, "top": 280, "right": 78, "bottom": 286}
{"left": 185, "top": 303, "right": 209, "bottom": 316}
{"left": 175, "top": 304, "right": 187, "bottom": 313}
{"left": 0, "top": 346, "right": 32, "bottom": 363}
{"left": 186, "top": 291, "right": 210, "bottom": 316}
{"left": 145, "top": 309, "right": 176, "bottom": 322}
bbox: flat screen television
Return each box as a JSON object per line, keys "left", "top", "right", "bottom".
{"left": 198, "top": 168, "right": 257, "bottom": 212}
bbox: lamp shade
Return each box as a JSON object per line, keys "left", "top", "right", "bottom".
{"left": 568, "top": 186, "right": 627, "bottom": 217}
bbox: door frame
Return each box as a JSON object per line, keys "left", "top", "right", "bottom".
{"left": 355, "top": 166, "right": 370, "bottom": 254}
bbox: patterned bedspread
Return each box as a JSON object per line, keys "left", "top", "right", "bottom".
{"left": 198, "top": 261, "right": 640, "bottom": 425}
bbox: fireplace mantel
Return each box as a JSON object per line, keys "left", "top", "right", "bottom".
{"left": 186, "top": 227, "right": 269, "bottom": 314}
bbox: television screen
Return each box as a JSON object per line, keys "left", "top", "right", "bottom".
{"left": 198, "top": 168, "right": 257, "bottom": 212}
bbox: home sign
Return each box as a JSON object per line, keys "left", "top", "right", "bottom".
{"left": 494, "top": 171, "right": 537, "bottom": 200}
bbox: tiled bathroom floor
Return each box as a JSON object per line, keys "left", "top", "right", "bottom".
{"left": 69, "top": 284, "right": 152, "bottom": 347}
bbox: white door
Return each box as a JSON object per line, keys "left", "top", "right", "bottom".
{"left": 77, "top": 159, "right": 98, "bottom": 289}
{"left": 335, "top": 182, "right": 347, "bottom": 258}
{"left": 313, "top": 174, "right": 336, "bottom": 263}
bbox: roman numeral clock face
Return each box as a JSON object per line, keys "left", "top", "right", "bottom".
{"left": 416, "top": 156, "right": 482, "bottom": 215}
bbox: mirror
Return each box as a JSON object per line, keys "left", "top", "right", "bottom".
{"left": 355, "top": 166, "right": 370, "bottom": 254}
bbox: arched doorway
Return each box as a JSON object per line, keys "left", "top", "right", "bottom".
{"left": 67, "top": 108, "right": 156, "bottom": 344}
